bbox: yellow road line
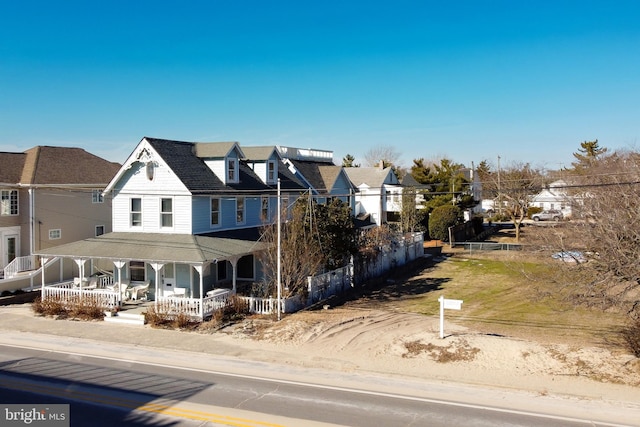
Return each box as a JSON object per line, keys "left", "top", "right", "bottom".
{"left": 2, "top": 378, "right": 285, "bottom": 427}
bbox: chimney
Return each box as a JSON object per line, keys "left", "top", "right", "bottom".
{"left": 379, "top": 160, "right": 385, "bottom": 169}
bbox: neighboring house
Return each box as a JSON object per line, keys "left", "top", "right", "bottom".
{"left": 459, "top": 166, "right": 483, "bottom": 220}
{"left": 0, "top": 146, "right": 120, "bottom": 281}
{"left": 530, "top": 180, "right": 573, "bottom": 217}
{"left": 344, "top": 163, "right": 402, "bottom": 226}
{"left": 36, "top": 137, "right": 307, "bottom": 319}
{"left": 278, "top": 146, "right": 355, "bottom": 210}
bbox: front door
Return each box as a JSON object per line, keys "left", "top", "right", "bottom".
{"left": 2, "top": 235, "right": 18, "bottom": 269}
{"left": 162, "top": 263, "right": 175, "bottom": 293}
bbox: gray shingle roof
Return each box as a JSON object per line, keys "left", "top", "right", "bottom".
{"left": 145, "top": 137, "right": 305, "bottom": 194}
{"left": 344, "top": 167, "right": 393, "bottom": 188}
{"left": 0, "top": 146, "right": 120, "bottom": 186}
{"left": 36, "top": 232, "right": 268, "bottom": 263}
{"left": 0, "top": 152, "right": 26, "bottom": 183}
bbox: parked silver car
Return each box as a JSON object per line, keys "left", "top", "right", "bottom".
{"left": 531, "top": 210, "right": 563, "bottom": 221}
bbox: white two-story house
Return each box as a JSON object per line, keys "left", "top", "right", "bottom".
{"left": 37, "top": 137, "right": 306, "bottom": 318}
{"left": 344, "top": 164, "right": 401, "bottom": 227}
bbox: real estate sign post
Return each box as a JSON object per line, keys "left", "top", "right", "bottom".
{"left": 439, "top": 295, "right": 463, "bottom": 339}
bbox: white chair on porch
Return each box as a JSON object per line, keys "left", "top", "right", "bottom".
{"left": 130, "top": 282, "right": 149, "bottom": 301}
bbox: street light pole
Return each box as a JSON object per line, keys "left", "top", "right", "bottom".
{"left": 277, "top": 178, "right": 281, "bottom": 321}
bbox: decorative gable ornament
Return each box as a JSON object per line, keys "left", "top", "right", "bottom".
{"left": 146, "top": 161, "right": 155, "bottom": 181}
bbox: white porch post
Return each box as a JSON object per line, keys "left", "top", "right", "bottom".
{"left": 74, "top": 258, "right": 87, "bottom": 291}
{"left": 112, "top": 260, "right": 126, "bottom": 283}
{"left": 112, "top": 260, "right": 126, "bottom": 307}
{"left": 228, "top": 257, "right": 239, "bottom": 294}
{"left": 150, "top": 262, "right": 164, "bottom": 303}
{"left": 192, "top": 264, "right": 204, "bottom": 319}
{"left": 40, "top": 257, "right": 49, "bottom": 295}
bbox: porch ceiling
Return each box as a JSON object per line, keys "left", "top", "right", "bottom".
{"left": 35, "top": 232, "right": 269, "bottom": 264}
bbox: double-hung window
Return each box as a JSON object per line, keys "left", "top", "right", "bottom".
{"left": 227, "top": 158, "right": 238, "bottom": 182}
{"left": 236, "top": 197, "right": 245, "bottom": 224}
{"left": 130, "top": 261, "right": 145, "bottom": 281}
{"left": 211, "top": 197, "right": 220, "bottom": 226}
{"left": 92, "top": 189, "right": 104, "bottom": 203}
{"left": 261, "top": 196, "right": 270, "bottom": 222}
{"left": 0, "top": 190, "right": 18, "bottom": 215}
{"left": 267, "top": 160, "right": 276, "bottom": 182}
{"left": 130, "top": 198, "right": 142, "bottom": 227}
{"left": 161, "top": 198, "right": 173, "bottom": 228}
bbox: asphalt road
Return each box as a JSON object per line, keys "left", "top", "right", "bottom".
{"left": 0, "top": 341, "right": 634, "bottom": 427}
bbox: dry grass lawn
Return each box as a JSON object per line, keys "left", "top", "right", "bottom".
{"left": 336, "top": 225, "right": 630, "bottom": 349}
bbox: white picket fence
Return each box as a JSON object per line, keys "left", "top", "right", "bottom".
{"left": 42, "top": 281, "right": 120, "bottom": 310}
{"left": 157, "top": 290, "right": 231, "bottom": 319}
{"left": 243, "top": 232, "right": 424, "bottom": 315}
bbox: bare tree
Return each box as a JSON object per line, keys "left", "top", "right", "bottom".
{"left": 258, "top": 203, "right": 324, "bottom": 298}
{"left": 487, "top": 162, "right": 544, "bottom": 241}
{"left": 565, "top": 149, "right": 640, "bottom": 314}
{"left": 363, "top": 145, "right": 401, "bottom": 168}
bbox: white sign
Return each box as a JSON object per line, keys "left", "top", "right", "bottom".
{"left": 438, "top": 295, "right": 464, "bottom": 339}
{"left": 443, "top": 298, "right": 463, "bottom": 310}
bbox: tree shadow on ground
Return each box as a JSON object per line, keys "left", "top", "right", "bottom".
{"left": 310, "top": 256, "right": 451, "bottom": 310}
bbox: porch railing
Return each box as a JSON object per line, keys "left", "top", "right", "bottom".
{"left": 3, "top": 255, "right": 37, "bottom": 279}
{"left": 156, "top": 290, "right": 231, "bottom": 320}
{"left": 238, "top": 296, "right": 280, "bottom": 315}
{"left": 41, "top": 281, "right": 119, "bottom": 310}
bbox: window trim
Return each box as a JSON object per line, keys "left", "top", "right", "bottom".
{"left": 160, "top": 197, "right": 173, "bottom": 228}
{"left": 0, "top": 189, "right": 18, "bottom": 216}
{"left": 130, "top": 197, "right": 142, "bottom": 227}
{"left": 236, "top": 196, "right": 245, "bottom": 225}
{"left": 210, "top": 197, "right": 220, "bottom": 227}
{"left": 261, "top": 195, "right": 270, "bottom": 222}
{"left": 227, "top": 158, "right": 238, "bottom": 183}
{"left": 129, "top": 261, "right": 146, "bottom": 282}
{"left": 49, "top": 229, "right": 61, "bottom": 240}
{"left": 92, "top": 189, "right": 104, "bottom": 204}
{"left": 267, "top": 160, "right": 276, "bottom": 183}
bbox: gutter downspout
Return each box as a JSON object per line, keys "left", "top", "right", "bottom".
{"left": 29, "top": 188, "right": 35, "bottom": 256}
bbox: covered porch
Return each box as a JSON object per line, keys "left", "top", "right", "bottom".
{"left": 36, "top": 232, "right": 268, "bottom": 321}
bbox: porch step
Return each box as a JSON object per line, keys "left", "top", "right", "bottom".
{"left": 104, "top": 311, "right": 146, "bottom": 326}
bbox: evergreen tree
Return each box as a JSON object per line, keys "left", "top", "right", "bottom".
{"left": 571, "top": 139, "right": 607, "bottom": 171}
{"left": 342, "top": 154, "right": 360, "bottom": 167}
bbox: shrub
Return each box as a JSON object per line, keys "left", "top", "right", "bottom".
{"left": 145, "top": 303, "right": 198, "bottom": 329}
{"left": 32, "top": 296, "right": 105, "bottom": 320}
{"left": 429, "top": 205, "right": 461, "bottom": 241}
{"left": 68, "top": 299, "right": 105, "bottom": 321}
{"left": 144, "top": 304, "right": 173, "bottom": 327}
{"left": 32, "top": 297, "right": 67, "bottom": 317}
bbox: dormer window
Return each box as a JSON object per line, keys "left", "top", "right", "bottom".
{"left": 227, "top": 158, "right": 238, "bottom": 182}
{"left": 267, "top": 160, "right": 276, "bottom": 183}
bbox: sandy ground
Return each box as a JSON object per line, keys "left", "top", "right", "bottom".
{"left": 1, "top": 301, "right": 639, "bottom": 409}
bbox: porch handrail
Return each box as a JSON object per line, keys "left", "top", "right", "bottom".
{"left": 3, "top": 255, "right": 36, "bottom": 279}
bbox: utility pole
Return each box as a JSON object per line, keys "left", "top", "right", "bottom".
{"left": 497, "top": 156, "right": 502, "bottom": 216}
{"left": 277, "top": 178, "right": 281, "bottom": 321}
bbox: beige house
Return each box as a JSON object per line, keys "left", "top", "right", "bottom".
{"left": 0, "top": 146, "right": 120, "bottom": 284}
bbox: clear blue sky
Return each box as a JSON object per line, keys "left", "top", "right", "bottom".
{"left": 1, "top": 1, "right": 639, "bottom": 171}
